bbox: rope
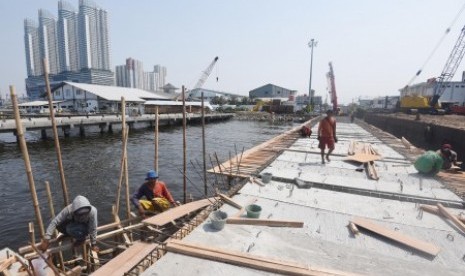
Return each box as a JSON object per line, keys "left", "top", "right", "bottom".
{"left": 406, "top": 2, "right": 465, "bottom": 86}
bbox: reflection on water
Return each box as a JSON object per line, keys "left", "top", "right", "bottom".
{"left": 0, "top": 119, "right": 294, "bottom": 249}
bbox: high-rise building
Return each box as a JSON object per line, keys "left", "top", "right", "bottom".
{"left": 143, "top": 71, "right": 158, "bottom": 92}
{"left": 153, "top": 65, "right": 166, "bottom": 91}
{"left": 38, "top": 9, "right": 60, "bottom": 74}
{"left": 78, "top": 0, "right": 110, "bottom": 70}
{"left": 24, "top": 19, "right": 42, "bottom": 76}
{"left": 115, "top": 58, "right": 144, "bottom": 89}
{"left": 24, "top": 0, "right": 113, "bottom": 99}
{"left": 57, "top": 0, "right": 79, "bottom": 72}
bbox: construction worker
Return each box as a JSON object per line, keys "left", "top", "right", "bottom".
{"left": 317, "top": 110, "right": 337, "bottom": 164}
{"left": 39, "top": 195, "right": 98, "bottom": 252}
{"left": 437, "top": 144, "right": 459, "bottom": 170}
{"left": 131, "top": 170, "right": 179, "bottom": 218}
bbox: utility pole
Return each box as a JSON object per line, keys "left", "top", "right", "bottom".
{"left": 308, "top": 38, "right": 318, "bottom": 112}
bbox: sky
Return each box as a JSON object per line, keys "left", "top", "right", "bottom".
{"left": 1, "top": 0, "right": 465, "bottom": 104}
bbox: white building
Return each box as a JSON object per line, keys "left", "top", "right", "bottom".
{"left": 400, "top": 79, "right": 465, "bottom": 106}
{"left": 51, "top": 81, "right": 170, "bottom": 113}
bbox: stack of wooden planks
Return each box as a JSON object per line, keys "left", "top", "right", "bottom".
{"left": 346, "top": 140, "right": 381, "bottom": 180}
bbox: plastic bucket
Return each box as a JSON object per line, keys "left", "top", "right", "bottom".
{"left": 261, "top": 172, "right": 273, "bottom": 183}
{"left": 245, "top": 204, "right": 262, "bottom": 218}
{"left": 210, "top": 210, "right": 228, "bottom": 230}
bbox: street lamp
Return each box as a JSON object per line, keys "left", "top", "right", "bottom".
{"left": 308, "top": 38, "right": 318, "bottom": 111}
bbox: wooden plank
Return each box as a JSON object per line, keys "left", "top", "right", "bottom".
{"left": 218, "top": 194, "right": 242, "bottom": 209}
{"left": 0, "top": 256, "right": 16, "bottom": 272}
{"left": 346, "top": 153, "right": 381, "bottom": 163}
{"left": 143, "top": 198, "right": 215, "bottom": 227}
{"left": 437, "top": 203, "right": 465, "bottom": 233}
{"left": 351, "top": 217, "right": 440, "bottom": 256}
{"left": 420, "top": 205, "right": 465, "bottom": 223}
{"left": 226, "top": 218, "right": 304, "bottom": 228}
{"left": 166, "top": 240, "right": 358, "bottom": 276}
{"left": 91, "top": 241, "right": 158, "bottom": 276}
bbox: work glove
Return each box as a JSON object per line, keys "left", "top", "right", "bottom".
{"left": 334, "top": 137, "right": 338, "bottom": 143}
{"left": 317, "top": 136, "right": 321, "bottom": 141}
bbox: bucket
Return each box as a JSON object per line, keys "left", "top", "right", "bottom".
{"left": 261, "top": 172, "right": 273, "bottom": 183}
{"left": 245, "top": 204, "right": 262, "bottom": 218}
{"left": 210, "top": 210, "right": 228, "bottom": 230}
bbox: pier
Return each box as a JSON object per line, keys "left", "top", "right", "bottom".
{"left": 0, "top": 113, "right": 233, "bottom": 138}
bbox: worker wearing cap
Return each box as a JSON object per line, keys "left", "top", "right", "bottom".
{"left": 437, "top": 144, "right": 458, "bottom": 170}
{"left": 131, "top": 170, "right": 179, "bottom": 218}
{"left": 39, "top": 195, "right": 98, "bottom": 252}
{"left": 317, "top": 110, "right": 337, "bottom": 164}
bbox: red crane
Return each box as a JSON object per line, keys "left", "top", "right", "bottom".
{"left": 326, "top": 62, "right": 338, "bottom": 113}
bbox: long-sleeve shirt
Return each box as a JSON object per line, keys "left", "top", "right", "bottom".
{"left": 45, "top": 196, "right": 98, "bottom": 245}
{"left": 131, "top": 181, "right": 175, "bottom": 209}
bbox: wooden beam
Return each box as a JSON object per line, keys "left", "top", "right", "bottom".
{"left": 166, "top": 240, "right": 357, "bottom": 276}
{"left": 218, "top": 194, "right": 242, "bottom": 209}
{"left": 0, "top": 257, "right": 16, "bottom": 272}
{"left": 437, "top": 203, "right": 465, "bottom": 233}
{"left": 143, "top": 198, "right": 216, "bottom": 227}
{"left": 226, "top": 218, "right": 304, "bottom": 228}
{"left": 350, "top": 217, "right": 440, "bottom": 256}
{"left": 420, "top": 205, "right": 465, "bottom": 223}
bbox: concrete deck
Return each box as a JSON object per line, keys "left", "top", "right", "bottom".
{"left": 142, "top": 122, "right": 465, "bottom": 276}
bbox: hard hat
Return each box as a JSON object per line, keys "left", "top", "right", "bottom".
{"left": 145, "top": 170, "right": 159, "bottom": 180}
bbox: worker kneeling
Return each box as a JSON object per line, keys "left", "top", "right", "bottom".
{"left": 131, "top": 170, "right": 179, "bottom": 218}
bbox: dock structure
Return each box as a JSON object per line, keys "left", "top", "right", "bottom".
{"left": 0, "top": 113, "right": 232, "bottom": 138}
{"left": 139, "top": 120, "right": 465, "bottom": 276}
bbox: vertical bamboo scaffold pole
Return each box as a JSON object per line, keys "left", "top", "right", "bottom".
{"left": 182, "top": 86, "right": 187, "bottom": 204}
{"left": 10, "top": 86, "right": 45, "bottom": 237}
{"left": 155, "top": 106, "right": 159, "bottom": 172}
{"left": 201, "top": 92, "right": 207, "bottom": 196}
{"left": 121, "top": 97, "right": 131, "bottom": 219}
{"left": 45, "top": 181, "right": 65, "bottom": 270}
{"left": 43, "top": 58, "right": 69, "bottom": 206}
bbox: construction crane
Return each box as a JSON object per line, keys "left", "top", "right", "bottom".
{"left": 193, "top": 56, "right": 219, "bottom": 90}
{"left": 326, "top": 62, "right": 339, "bottom": 113}
{"left": 430, "top": 25, "right": 465, "bottom": 111}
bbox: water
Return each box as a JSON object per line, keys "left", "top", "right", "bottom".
{"left": 0, "top": 119, "right": 295, "bottom": 249}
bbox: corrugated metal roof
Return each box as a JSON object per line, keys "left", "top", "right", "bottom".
{"left": 63, "top": 82, "right": 171, "bottom": 102}
{"left": 18, "top": 100, "right": 62, "bottom": 107}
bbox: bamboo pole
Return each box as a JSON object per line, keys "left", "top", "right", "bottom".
{"left": 155, "top": 106, "right": 159, "bottom": 172}
{"left": 201, "top": 92, "right": 207, "bottom": 196}
{"left": 121, "top": 97, "right": 131, "bottom": 220}
{"left": 10, "top": 86, "right": 45, "bottom": 238}
{"left": 45, "top": 181, "right": 65, "bottom": 270}
{"left": 115, "top": 127, "right": 128, "bottom": 215}
{"left": 182, "top": 86, "right": 187, "bottom": 204}
{"left": 43, "top": 58, "right": 69, "bottom": 206}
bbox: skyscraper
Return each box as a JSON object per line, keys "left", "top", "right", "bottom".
{"left": 24, "top": 19, "right": 42, "bottom": 76}
{"left": 38, "top": 9, "right": 60, "bottom": 74}
{"left": 115, "top": 58, "right": 144, "bottom": 89}
{"left": 24, "top": 0, "right": 113, "bottom": 99}
{"left": 57, "top": 0, "right": 79, "bottom": 72}
{"left": 78, "top": 0, "right": 110, "bottom": 70}
{"left": 154, "top": 65, "right": 167, "bottom": 91}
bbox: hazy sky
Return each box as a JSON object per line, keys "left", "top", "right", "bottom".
{"left": 1, "top": 0, "right": 465, "bottom": 104}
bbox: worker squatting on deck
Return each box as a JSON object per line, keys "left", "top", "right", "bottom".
{"left": 317, "top": 110, "right": 338, "bottom": 164}
{"left": 131, "top": 170, "right": 179, "bottom": 218}
{"left": 39, "top": 195, "right": 99, "bottom": 252}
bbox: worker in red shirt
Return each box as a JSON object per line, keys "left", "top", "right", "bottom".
{"left": 317, "top": 110, "right": 337, "bottom": 164}
{"left": 131, "top": 170, "right": 179, "bottom": 218}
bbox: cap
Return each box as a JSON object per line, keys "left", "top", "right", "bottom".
{"left": 145, "top": 170, "right": 159, "bottom": 180}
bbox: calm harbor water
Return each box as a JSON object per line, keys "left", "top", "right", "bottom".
{"left": 0, "top": 119, "right": 295, "bottom": 249}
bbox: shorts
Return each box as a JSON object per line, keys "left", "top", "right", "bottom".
{"left": 318, "top": 137, "right": 335, "bottom": 150}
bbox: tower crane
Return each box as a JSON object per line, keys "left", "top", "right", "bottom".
{"left": 430, "top": 25, "right": 465, "bottom": 111}
{"left": 326, "top": 62, "right": 339, "bottom": 113}
{"left": 194, "top": 56, "right": 219, "bottom": 90}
